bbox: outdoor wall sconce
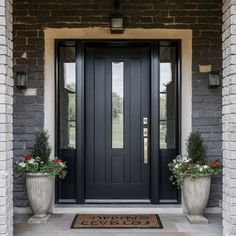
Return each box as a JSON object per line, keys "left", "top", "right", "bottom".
{"left": 208, "top": 72, "right": 221, "bottom": 88}
{"left": 110, "top": 0, "right": 124, "bottom": 34}
{"left": 15, "top": 71, "right": 28, "bottom": 89}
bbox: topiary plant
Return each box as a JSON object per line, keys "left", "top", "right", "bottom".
{"left": 31, "top": 130, "right": 51, "bottom": 163}
{"left": 186, "top": 132, "right": 207, "bottom": 163}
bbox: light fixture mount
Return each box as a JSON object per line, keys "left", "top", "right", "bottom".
{"left": 110, "top": 0, "right": 124, "bottom": 34}
{"left": 208, "top": 71, "right": 221, "bottom": 89}
{"left": 15, "top": 71, "right": 28, "bottom": 89}
{"left": 113, "top": 0, "right": 120, "bottom": 11}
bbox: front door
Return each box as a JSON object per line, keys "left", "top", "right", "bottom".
{"left": 85, "top": 45, "right": 151, "bottom": 200}
{"left": 56, "top": 40, "right": 180, "bottom": 204}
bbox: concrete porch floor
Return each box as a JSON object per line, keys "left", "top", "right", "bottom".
{"left": 13, "top": 213, "right": 222, "bottom": 236}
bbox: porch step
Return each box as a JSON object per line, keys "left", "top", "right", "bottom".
{"left": 14, "top": 205, "right": 221, "bottom": 215}
{"left": 53, "top": 204, "right": 183, "bottom": 214}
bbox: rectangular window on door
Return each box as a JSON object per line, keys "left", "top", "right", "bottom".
{"left": 112, "top": 61, "right": 124, "bottom": 149}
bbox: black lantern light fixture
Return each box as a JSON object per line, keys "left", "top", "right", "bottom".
{"left": 110, "top": 0, "right": 124, "bottom": 34}
{"left": 15, "top": 71, "right": 28, "bottom": 89}
{"left": 208, "top": 72, "right": 221, "bottom": 89}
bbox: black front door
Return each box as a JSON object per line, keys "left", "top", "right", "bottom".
{"left": 85, "top": 46, "right": 151, "bottom": 200}
{"left": 56, "top": 40, "right": 180, "bottom": 204}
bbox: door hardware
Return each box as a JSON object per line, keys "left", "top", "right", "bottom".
{"left": 143, "top": 128, "right": 148, "bottom": 137}
{"left": 143, "top": 117, "right": 148, "bottom": 125}
{"left": 144, "top": 138, "right": 148, "bottom": 164}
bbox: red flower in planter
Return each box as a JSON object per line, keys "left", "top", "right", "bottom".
{"left": 187, "top": 163, "right": 192, "bottom": 171}
{"left": 24, "top": 154, "right": 32, "bottom": 161}
{"left": 53, "top": 159, "right": 62, "bottom": 164}
{"left": 210, "top": 161, "right": 218, "bottom": 168}
{"left": 195, "top": 160, "right": 200, "bottom": 164}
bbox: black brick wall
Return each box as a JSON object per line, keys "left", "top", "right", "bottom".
{"left": 13, "top": 0, "right": 222, "bottom": 207}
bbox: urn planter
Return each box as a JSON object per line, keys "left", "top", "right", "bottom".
{"left": 14, "top": 131, "right": 67, "bottom": 224}
{"left": 26, "top": 173, "right": 53, "bottom": 223}
{"left": 183, "top": 175, "right": 211, "bottom": 224}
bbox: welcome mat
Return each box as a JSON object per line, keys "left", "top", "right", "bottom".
{"left": 71, "top": 214, "right": 163, "bottom": 229}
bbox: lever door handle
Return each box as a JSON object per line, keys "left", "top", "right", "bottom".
{"left": 144, "top": 137, "right": 148, "bottom": 164}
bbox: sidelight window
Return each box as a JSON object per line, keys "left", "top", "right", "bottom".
{"left": 159, "top": 46, "right": 177, "bottom": 149}
{"left": 59, "top": 46, "right": 76, "bottom": 149}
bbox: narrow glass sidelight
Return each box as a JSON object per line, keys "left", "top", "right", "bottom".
{"left": 159, "top": 46, "right": 177, "bottom": 149}
{"left": 112, "top": 61, "right": 124, "bottom": 149}
{"left": 59, "top": 46, "right": 76, "bottom": 149}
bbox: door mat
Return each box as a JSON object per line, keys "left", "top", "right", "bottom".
{"left": 71, "top": 214, "right": 163, "bottom": 229}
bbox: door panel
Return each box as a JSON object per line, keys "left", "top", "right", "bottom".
{"left": 85, "top": 46, "right": 151, "bottom": 200}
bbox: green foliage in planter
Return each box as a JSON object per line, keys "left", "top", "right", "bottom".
{"left": 186, "top": 132, "right": 207, "bottom": 163}
{"left": 14, "top": 130, "right": 67, "bottom": 178}
{"left": 31, "top": 130, "right": 51, "bottom": 163}
{"left": 168, "top": 132, "right": 222, "bottom": 187}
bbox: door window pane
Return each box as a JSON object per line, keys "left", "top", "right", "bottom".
{"left": 159, "top": 46, "right": 177, "bottom": 149}
{"left": 69, "top": 121, "right": 76, "bottom": 148}
{"left": 160, "top": 63, "right": 172, "bottom": 93}
{"left": 166, "top": 120, "right": 176, "bottom": 149}
{"left": 59, "top": 46, "right": 76, "bottom": 149}
{"left": 112, "top": 62, "right": 124, "bottom": 149}
{"left": 160, "top": 93, "right": 167, "bottom": 120}
{"left": 160, "top": 121, "right": 167, "bottom": 149}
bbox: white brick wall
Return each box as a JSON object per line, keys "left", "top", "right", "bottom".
{"left": 223, "top": 0, "right": 236, "bottom": 235}
{"left": 0, "top": 0, "right": 12, "bottom": 235}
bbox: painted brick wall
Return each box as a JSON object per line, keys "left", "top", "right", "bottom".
{"left": 13, "top": 0, "right": 222, "bottom": 207}
{"left": 222, "top": 0, "right": 236, "bottom": 234}
{"left": 0, "top": 0, "right": 13, "bottom": 234}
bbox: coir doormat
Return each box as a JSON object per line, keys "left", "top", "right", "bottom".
{"left": 71, "top": 214, "right": 163, "bottom": 229}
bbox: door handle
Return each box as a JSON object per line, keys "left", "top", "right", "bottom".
{"left": 144, "top": 137, "right": 148, "bottom": 164}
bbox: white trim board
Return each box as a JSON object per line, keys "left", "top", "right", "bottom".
{"left": 44, "top": 27, "right": 192, "bottom": 209}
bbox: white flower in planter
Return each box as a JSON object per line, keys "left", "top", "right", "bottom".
{"left": 204, "top": 165, "right": 208, "bottom": 169}
{"left": 19, "top": 162, "right": 26, "bottom": 168}
{"left": 28, "top": 159, "right": 35, "bottom": 164}
{"left": 181, "top": 156, "right": 191, "bottom": 163}
{"left": 59, "top": 162, "right": 65, "bottom": 167}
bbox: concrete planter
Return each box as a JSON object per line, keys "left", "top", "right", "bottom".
{"left": 183, "top": 175, "right": 211, "bottom": 224}
{"left": 26, "top": 173, "right": 53, "bottom": 223}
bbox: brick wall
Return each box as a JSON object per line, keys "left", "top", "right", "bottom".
{"left": 0, "top": 0, "right": 13, "bottom": 234}
{"left": 13, "top": 0, "right": 222, "bottom": 207}
{"left": 222, "top": 0, "right": 236, "bottom": 234}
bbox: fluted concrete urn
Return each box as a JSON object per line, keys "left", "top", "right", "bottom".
{"left": 183, "top": 176, "right": 211, "bottom": 224}
{"left": 26, "top": 173, "right": 53, "bottom": 223}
